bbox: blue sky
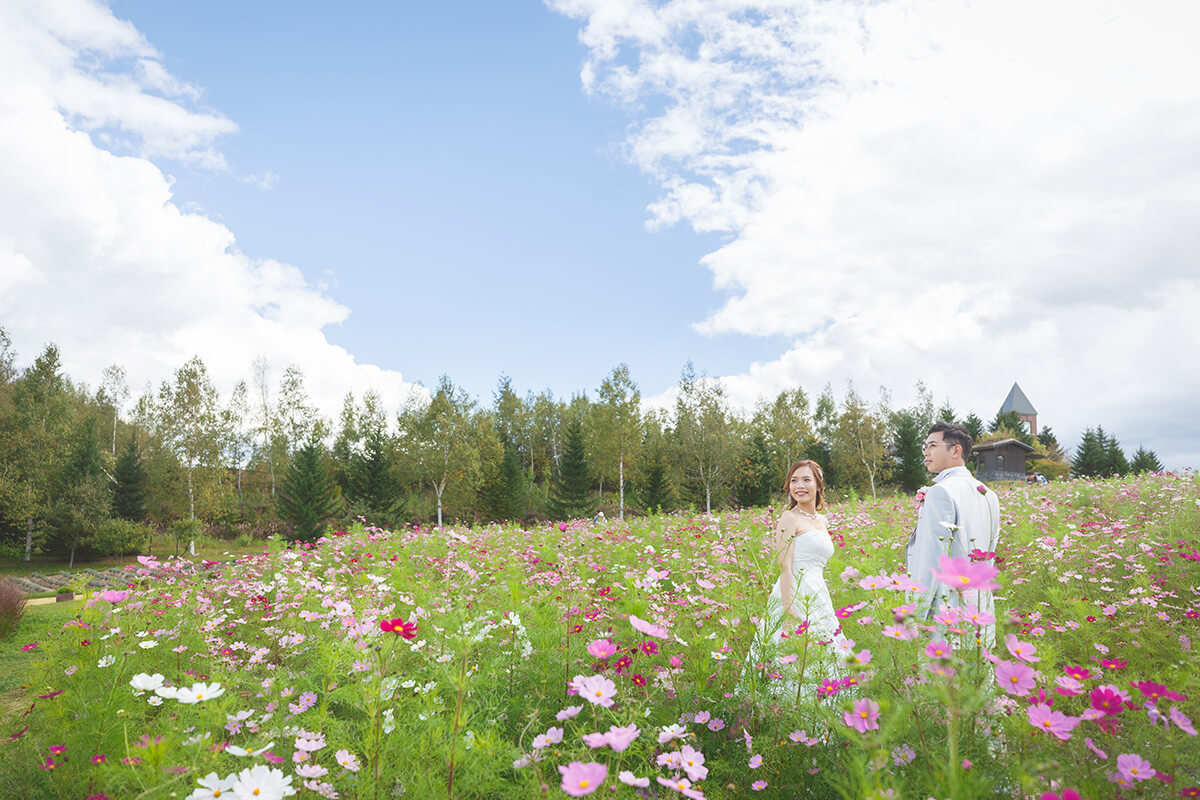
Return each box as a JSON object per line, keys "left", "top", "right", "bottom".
{"left": 105, "top": 0, "right": 783, "bottom": 401}
{"left": 2, "top": 0, "right": 1198, "bottom": 466}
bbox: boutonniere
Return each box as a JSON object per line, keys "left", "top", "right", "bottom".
{"left": 976, "top": 484, "right": 987, "bottom": 495}
{"left": 915, "top": 487, "right": 932, "bottom": 507}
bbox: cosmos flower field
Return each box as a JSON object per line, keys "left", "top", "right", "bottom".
{"left": 5, "top": 473, "right": 1198, "bottom": 800}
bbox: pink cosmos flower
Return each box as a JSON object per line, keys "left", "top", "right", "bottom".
{"left": 1027, "top": 704, "right": 1080, "bottom": 740}
{"left": 1005, "top": 634, "right": 1040, "bottom": 663}
{"left": 995, "top": 660, "right": 1037, "bottom": 696}
{"left": 1116, "top": 753, "right": 1153, "bottom": 781}
{"left": 669, "top": 656, "right": 683, "bottom": 668}
{"left": 100, "top": 589, "right": 129, "bottom": 603}
{"left": 962, "top": 603, "right": 996, "bottom": 627}
{"left": 930, "top": 555, "right": 1000, "bottom": 591}
{"left": 1063, "top": 665, "right": 1092, "bottom": 681}
{"left": 883, "top": 623, "right": 918, "bottom": 641}
{"left": 585, "top": 639, "right": 618, "bottom": 659}
{"left": 604, "top": 724, "right": 640, "bottom": 752}
{"left": 532, "top": 727, "right": 564, "bottom": 749}
{"left": 90, "top": 754, "right": 106, "bottom": 764}
{"left": 749, "top": 754, "right": 763, "bottom": 768}
{"left": 629, "top": 615, "right": 670, "bottom": 639}
{"left": 618, "top": 771, "right": 649, "bottom": 788}
{"left": 1131, "top": 680, "right": 1185, "bottom": 703}
{"left": 656, "top": 776, "right": 704, "bottom": 799}
{"left": 581, "top": 732, "right": 607, "bottom": 749}
{"left": 559, "top": 761, "right": 606, "bottom": 796}
{"left": 843, "top": 698, "right": 880, "bottom": 733}
{"left": 933, "top": 605, "right": 961, "bottom": 626}
{"left": 334, "top": 749, "right": 360, "bottom": 771}
{"left": 925, "top": 640, "right": 952, "bottom": 660}
{"left": 1085, "top": 737, "right": 1107, "bottom": 759}
{"left": 1054, "top": 676, "right": 1083, "bottom": 696}
{"left": 753, "top": 781, "right": 768, "bottom": 790}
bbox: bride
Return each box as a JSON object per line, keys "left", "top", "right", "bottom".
{"left": 751, "top": 459, "right": 846, "bottom": 697}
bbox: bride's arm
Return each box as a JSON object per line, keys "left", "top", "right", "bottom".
{"left": 775, "top": 513, "right": 798, "bottom": 618}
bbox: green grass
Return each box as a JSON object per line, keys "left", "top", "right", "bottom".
{"left": 0, "top": 602, "right": 80, "bottom": 707}
{"left": 0, "top": 534, "right": 269, "bottom": 578}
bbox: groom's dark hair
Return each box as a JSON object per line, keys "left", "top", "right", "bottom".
{"left": 929, "top": 422, "right": 972, "bottom": 459}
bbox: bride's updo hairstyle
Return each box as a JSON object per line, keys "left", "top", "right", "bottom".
{"left": 784, "top": 460, "right": 827, "bottom": 512}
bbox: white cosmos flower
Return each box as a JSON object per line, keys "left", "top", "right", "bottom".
{"left": 139, "top": 640, "right": 158, "bottom": 649}
{"left": 186, "top": 771, "right": 237, "bottom": 800}
{"left": 147, "top": 695, "right": 163, "bottom": 707}
{"left": 97, "top": 655, "right": 115, "bottom": 668}
{"left": 130, "top": 673, "right": 165, "bottom": 692}
{"left": 175, "top": 682, "right": 225, "bottom": 704}
{"left": 230, "top": 764, "right": 296, "bottom": 799}
{"left": 155, "top": 685, "right": 180, "bottom": 699}
{"left": 225, "top": 741, "right": 274, "bottom": 757}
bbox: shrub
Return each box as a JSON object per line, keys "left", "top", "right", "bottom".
{"left": 0, "top": 579, "right": 26, "bottom": 641}
{"left": 91, "top": 518, "right": 151, "bottom": 557}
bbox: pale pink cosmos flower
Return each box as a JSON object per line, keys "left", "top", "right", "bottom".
{"left": 1115, "top": 753, "right": 1153, "bottom": 782}
{"left": 780, "top": 653, "right": 798, "bottom": 665}
{"left": 882, "top": 624, "right": 919, "bottom": 641}
{"left": 580, "top": 732, "right": 607, "bottom": 749}
{"left": 1026, "top": 704, "right": 1080, "bottom": 740}
{"left": 962, "top": 604, "right": 996, "bottom": 627}
{"left": 556, "top": 705, "right": 583, "bottom": 722}
{"left": 1005, "top": 634, "right": 1040, "bottom": 663}
{"left": 574, "top": 675, "right": 617, "bottom": 708}
{"left": 749, "top": 753, "right": 763, "bottom": 768}
{"left": 679, "top": 744, "right": 707, "bottom": 781}
{"left": 559, "top": 761, "right": 607, "bottom": 796}
{"left": 933, "top": 605, "right": 961, "bottom": 626}
{"left": 1170, "top": 706, "right": 1197, "bottom": 735}
{"left": 618, "top": 771, "right": 649, "bottom": 788}
{"left": 100, "top": 590, "right": 129, "bottom": 604}
{"left": 752, "top": 780, "right": 768, "bottom": 790}
{"left": 334, "top": 749, "right": 360, "bottom": 772}
{"left": 843, "top": 698, "right": 880, "bottom": 733}
{"left": 532, "top": 727, "right": 564, "bottom": 749}
{"left": 656, "top": 776, "right": 704, "bottom": 799}
{"left": 604, "top": 724, "right": 640, "bottom": 752}
{"left": 629, "top": 615, "right": 670, "bottom": 639}
{"left": 1084, "top": 737, "right": 1107, "bottom": 759}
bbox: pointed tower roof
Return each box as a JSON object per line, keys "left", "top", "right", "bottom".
{"left": 1000, "top": 382, "right": 1037, "bottom": 416}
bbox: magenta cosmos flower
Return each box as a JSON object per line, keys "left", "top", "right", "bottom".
{"left": 1026, "top": 704, "right": 1080, "bottom": 740}
{"left": 1089, "top": 685, "right": 1128, "bottom": 716}
{"left": 559, "top": 761, "right": 606, "bottom": 796}
{"left": 1039, "top": 790, "right": 1082, "bottom": 800}
{"left": 930, "top": 555, "right": 1000, "bottom": 591}
{"left": 379, "top": 618, "right": 418, "bottom": 639}
{"left": 994, "top": 660, "right": 1037, "bottom": 696}
{"left": 843, "top": 698, "right": 880, "bottom": 733}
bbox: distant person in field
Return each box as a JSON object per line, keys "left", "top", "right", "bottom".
{"left": 906, "top": 422, "right": 1001, "bottom": 647}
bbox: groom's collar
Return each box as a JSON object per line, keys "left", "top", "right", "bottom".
{"left": 933, "top": 465, "right": 971, "bottom": 483}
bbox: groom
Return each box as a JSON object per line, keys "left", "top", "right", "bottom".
{"left": 906, "top": 422, "right": 1000, "bottom": 646}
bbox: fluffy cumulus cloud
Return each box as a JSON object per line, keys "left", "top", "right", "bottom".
{"left": 0, "top": 0, "right": 422, "bottom": 421}
{"left": 551, "top": 0, "right": 1200, "bottom": 466}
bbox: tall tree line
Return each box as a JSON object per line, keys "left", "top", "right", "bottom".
{"left": 0, "top": 328, "right": 1167, "bottom": 559}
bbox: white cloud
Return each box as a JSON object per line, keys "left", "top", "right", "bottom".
{"left": 552, "top": 0, "right": 1200, "bottom": 468}
{"left": 0, "top": 0, "right": 424, "bottom": 423}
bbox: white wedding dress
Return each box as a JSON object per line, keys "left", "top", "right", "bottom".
{"left": 750, "top": 527, "right": 847, "bottom": 699}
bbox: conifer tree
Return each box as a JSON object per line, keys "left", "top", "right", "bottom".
{"left": 1130, "top": 446, "right": 1164, "bottom": 474}
{"left": 892, "top": 410, "right": 926, "bottom": 493}
{"left": 549, "top": 417, "right": 594, "bottom": 520}
{"left": 1071, "top": 427, "right": 1103, "bottom": 477}
{"left": 347, "top": 426, "right": 405, "bottom": 527}
{"left": 112, "top": 436, "right": 147, "bottom": 521}
{"left": 962, "top": 413, "right": 985, "bottom": 444}
{"left": 278, "top": 441, "right": 342, "bottom": 542}
{"left": 641, "top": 447, "right": 675, "bottom": 514}
{"left": 1098, "top": 427, "right": 1129, "bottom": 476}
{"left": 480, "top": 434, "right": 526, "bottom": 521}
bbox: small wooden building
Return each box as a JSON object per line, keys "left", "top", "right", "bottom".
{"left": 974, "top": 438, "right": 1035, "bottom": 482}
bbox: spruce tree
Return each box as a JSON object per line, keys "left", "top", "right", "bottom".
{"left": 892, "top": 410, "right": 926, "bottom": 493}
{"left": 1097, "top": 427, "right": 1129, "bottom": 476}
{"left": 1071, "top": 427, "right": 1103, "bottom": 477}
{"left": 641, "top": 447, "right": 674, "bottom": 514}
{"left": 347, "top": 427, "right": 405, "bottom": 526}
{"left": 112, "top": 436, "right": 147, "bottom": 521}
{"left": 937, "top": 403, "right": 957, "bottom": 424}
{"left": 549, "top": 417, "right": 594, "bottom": 520}
{"left": 480, "top": 435, "right": 526, "bottom": 521}
{"left": 1130, "top": 446, "right": 1164, "bottom": 474}
{"left": 278, "top": 442, "right": 342, "bottom": 542}
{"left": 989, "top": 410, "right": 1032, "bottom": 444}
{"left": 962, "top": 413, "right": 986, "bottom": 444}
